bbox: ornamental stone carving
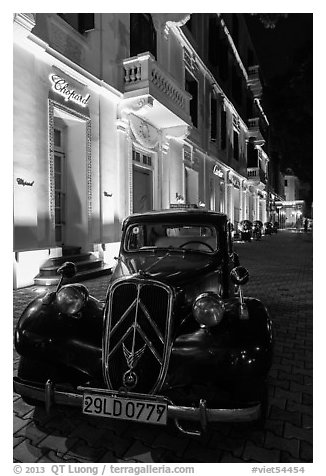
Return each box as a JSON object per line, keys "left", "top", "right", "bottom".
{"left": 129, "top": 114, "right": 159, "bottom": 149}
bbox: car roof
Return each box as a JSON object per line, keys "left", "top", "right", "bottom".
{"left": 122, "top": 209, "right": 228, "bottom": 228}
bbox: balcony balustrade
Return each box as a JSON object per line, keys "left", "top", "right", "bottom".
{"left": 248, "top": 117, "right": 265, "bottom": 145}
{"left": 123, "top": 52, "right": 191, "bottom": 127}
{"left": 247, "top": 167, "right": 266, "bottom": 186}
{"left": 247, "top": 65, "right": 262, "bottom": 98}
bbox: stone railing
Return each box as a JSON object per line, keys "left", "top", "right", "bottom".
{"left": 248, "top": 117, "right": 265, "bottom": 145}
{"left": 247, "top": 65, "right": 262, "bottom": 98}
{"left": 123, "top": 52, "right": 190, "bottom": 116}
{"left": 247, "top": 167, "right": 266, "bottom": 184}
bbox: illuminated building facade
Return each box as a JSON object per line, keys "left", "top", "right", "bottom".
{"left": 13, "top": 13, "right": 273, "bottom": 288}
{"left": 275, "top": 169, "right": 306, "bottom": 229}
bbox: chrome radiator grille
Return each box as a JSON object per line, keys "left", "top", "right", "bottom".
{"left": 103, "top": 278, "right": 173, "bottom": 394}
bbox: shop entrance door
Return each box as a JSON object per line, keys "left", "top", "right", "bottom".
{"left": 133, "top": 165, "right": 153, "bottom": 213}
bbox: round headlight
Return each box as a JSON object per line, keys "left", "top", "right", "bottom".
{"left": 192, "top": 293, "right": 225, "bottom": 328}
{"left": 56, "top": 284, "right": 89, "bottom": 316}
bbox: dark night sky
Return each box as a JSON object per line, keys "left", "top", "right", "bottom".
{"left": 245, "top": 13, "right": 313, "bottom": 200}
{"left": 245, "top": 13, "right": 313, "bottom": 82}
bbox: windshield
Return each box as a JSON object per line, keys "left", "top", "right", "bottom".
{"left": 124, "top": 222, "right": 219, "bottom": 254}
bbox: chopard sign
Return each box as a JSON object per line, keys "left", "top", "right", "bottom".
{"left": 49, "top": 75, "right": 90, "bottom": 107}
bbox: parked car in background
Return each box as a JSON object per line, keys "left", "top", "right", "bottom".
{"left": 252, "top": 220, "right": 263, "bottom": 241}
{"left": 14, "top": 209, "right": 273, "bottom": 436}
{"left": 264, "top": 222, "right": 274, "bottom": 236}
{"left": 239, "top": 220, "right": 253, "bottom": 242}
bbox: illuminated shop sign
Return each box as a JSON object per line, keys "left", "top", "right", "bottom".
{"left": 229, "top": 174, "right": 240, "bottom": 188}
{"left": 213, "top": 164, "right": 224, "bottom": 178}
{"left": 49, "top": 75, "right": 90, "bottom": 107}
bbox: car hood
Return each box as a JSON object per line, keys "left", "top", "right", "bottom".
{"left": 113, "top": 252, "right": 222, "bottom": 286}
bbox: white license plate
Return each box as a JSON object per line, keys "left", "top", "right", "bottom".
{"left": 82, "top": 393, "right": 167, "bottom": 425}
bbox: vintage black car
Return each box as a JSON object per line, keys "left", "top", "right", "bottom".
{"left": 14, "top": 209, "right": 272, "bottom": 436}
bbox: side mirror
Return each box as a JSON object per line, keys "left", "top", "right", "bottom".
{"left": 230, "top": 266, "right": 249, "bottom": 286}
{"left": 57, "top": 262, "right": 77, "bottom": 279}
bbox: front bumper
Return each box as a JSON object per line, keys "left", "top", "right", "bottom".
{"left": 13, "top": 377, "right": 261, "bottom": 436}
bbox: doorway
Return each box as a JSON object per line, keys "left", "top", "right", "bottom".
{"left": 133, "top": 165, "right": 153, "bottom": 213}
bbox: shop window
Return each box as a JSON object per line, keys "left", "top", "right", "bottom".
{"left": 220, "top": 109, "right": 226, "bottom": 150}
{"left": 185, "top": 69, "right": 198, "bottom": 128}
{"left": 130, "top": 14, "right": 157, "bottom": 59}
{"left": 57, "top": 14, "right": 94, "bottom": 34}
{"left": 210, "top": 94, "right": 218, "bottom": 142}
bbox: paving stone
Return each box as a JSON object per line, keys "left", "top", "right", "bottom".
{"left": 265, "top": 431, "right": 300, "bottom": 458}
{"left": 123, "top": 440, "right": 165, "bottom": 463}
{"left": 264, "top": 419, "right": 284, "bottom": 437}
{"left": 220, "top": 452, "right": 248, "bottom": 463}
{"left": 14, "top": 439, "right": 46, "bottom": 463}
{"left": 183, "top": 441, "right": 221, "bottom": 462}
{"left": 292, "top": 367, "right": 312, "bottom": 377}
{"left": 302, "top": 393, "right": 312, "bottom": 405}
{"left": 120, "top": 423, "right": 157, "bottom": 445}
{"left": 208, "top": 433, "right": 245, "bottom": 458}
{"left": 36, "top": 450, "right": 80, "bottom": 463}
{"left": 94, "top": 429, "right": 133, "bottom": 457}
{"left": 16, "top": 421, "right": 49, "bottom": 445}
{"left": 98, "top": 449, "right": 120, "bottom": 463}
{"left": 300, "top": 441, "right": 313, "bottom": 462}
{"left": 284, "top": 422, "right": 313, "bottom": 444}
{"left": 152, "top": 431, "right": 189, "bottom": 457}
{"left": 13, "top": 398, "right": 36, "bottom": 418}
{"left": 278, "top": 370, "right": 304, "bottom": 385}
{"left": 13, "top": 435, "right": 26, "bottom": 448}
{"left": 274, "top": 387, "right": 302, "bottom": 403}
{"left": 268, "top": 396, "right": 287, "bottom": 410}
{"left": 13, "top": 415, "right": 30, "bottom": 434}
{"left": 37, "top": 434, "right": 79, "bottom": 454}
{"left": 286, "top": 401, "right": 312, "bottom": 416}
{"left": 280, "top": 451, "right": 302, "bottom": 462}
{"left": 290, "top": 381, "right": 313, "bottom": 394}
{"left": 302, "top": 413, "right": 313, "bottom": 429}
{"left": 270, "top": 406, "right": 301, "bottom": 426}
{"left": 243, "top": 441, "right": 281, "bottom": 463}
{"left": 64, "top": 442, "right": 107, "bottom": 461}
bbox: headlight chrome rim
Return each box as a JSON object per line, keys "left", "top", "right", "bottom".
{"left": 55, "top": 284, "right": 89, "bottom": 317}
{"left": 192, "top": 292, "right": 225, "bottom": 328}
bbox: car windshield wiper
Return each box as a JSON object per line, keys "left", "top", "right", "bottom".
{"left": 143, "top": 250, "right": 172, "bottom": 273}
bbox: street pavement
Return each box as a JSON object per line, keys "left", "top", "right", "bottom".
{"left": 13, "top": 230, "right": 313, "bottom": 463}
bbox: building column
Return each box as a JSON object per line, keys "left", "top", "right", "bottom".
{"left": 116, "top": 119, "right": 132, "bottom": 221}
{"left": 227, "top": 183, "right": 234, "bottom": 223}
{"left": 160, "top": 139, "right": 170, "bottom": 209}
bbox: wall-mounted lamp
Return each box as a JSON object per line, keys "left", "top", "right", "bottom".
{"left": 103, "top": 191, "right": 112, "bottom": 197}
